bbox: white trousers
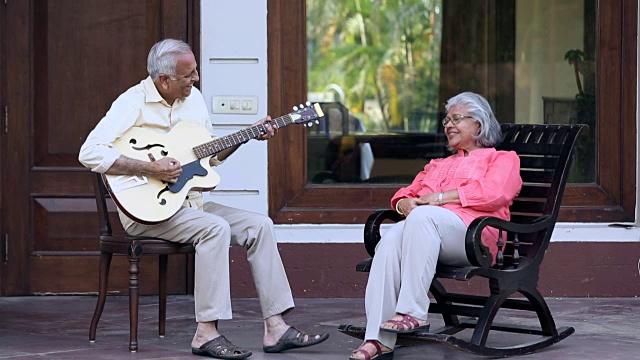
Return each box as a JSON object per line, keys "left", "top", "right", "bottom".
{"left": 126, "top": 201, "right": 295, "bottom": 323}
{"left": 364, "top": 205, "right": 470, "bottom": 349}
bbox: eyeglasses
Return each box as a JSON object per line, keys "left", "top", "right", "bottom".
{"left": 442, "top": 114, "right": 474, "bottom": 126}
{"left": 165, "top": 69, "right": 199, "bottom": 81}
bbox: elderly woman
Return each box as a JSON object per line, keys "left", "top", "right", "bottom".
{"left": 349, "top": 92, "right": 523, "bottom": 360}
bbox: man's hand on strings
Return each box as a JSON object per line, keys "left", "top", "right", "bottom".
{"left": 254, "top": 116, "right": 277, "bottom": 140}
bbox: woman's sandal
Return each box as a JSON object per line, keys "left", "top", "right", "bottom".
{"left": 349, "top": 340, "right": 394, "bottom": 360}
{"left": 191, "top": 335, "right": 252, "bottom": 359}
{"left": 380, "top": 314, "right": 430, "bottom": 334}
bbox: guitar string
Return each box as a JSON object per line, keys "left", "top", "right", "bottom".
{"left": 150, "top": 114, "right": 297, "bottom": 165}
{"left": 166, "top": 126, "right": 269, "bottom": 164}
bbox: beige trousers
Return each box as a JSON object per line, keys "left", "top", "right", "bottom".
{"left": 125, "top": 201, "right": 295, "bottom": 323}
{"left": 364, "top": 205, "right": 471, "bottom": 349}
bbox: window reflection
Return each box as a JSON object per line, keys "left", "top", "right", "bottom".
{"left": 307, "top": 0, "right": 596, "bottom": 184}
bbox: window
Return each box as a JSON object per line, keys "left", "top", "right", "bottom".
{"left": 268, "top": 0, "right": 636, "bottom": 224}
{"left": 306, "top": 0, "right": 444, "bottom": 185}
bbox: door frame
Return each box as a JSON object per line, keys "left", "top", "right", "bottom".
{"left": 1, "top": 0, "right": 30, "bottom": 295}
{"left": 0, "top": 0, "right": 6, "bottom": 294}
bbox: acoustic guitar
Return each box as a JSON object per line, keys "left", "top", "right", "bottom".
{"left": 103, "top": 102, "right": 324, "bottom": 224}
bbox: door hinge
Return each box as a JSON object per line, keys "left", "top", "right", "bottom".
{"left": 3, "top": 234, "right": 7, "bottom": 263}
{"left": 3, "top": 105, "right": 7, "bottom": 134}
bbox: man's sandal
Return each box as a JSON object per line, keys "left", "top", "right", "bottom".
{"left": 263, "top": 326, "right": 329, "bottom": 353}
{"left": 349, "top": 340, "right": 394, "bottom": 360}
{"left": 380, "top": 314, "right": 430, "bottom": 334}
{"left": 191, "top": 335, "right": 252, "bottom": 359}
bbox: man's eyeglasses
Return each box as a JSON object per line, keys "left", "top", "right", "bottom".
{"left": 165, "top": 69, "right": 199, "bottom": 81}
{"left": 442, "top": 114, "right": 474, "bottom": 126}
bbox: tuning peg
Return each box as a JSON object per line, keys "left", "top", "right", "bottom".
{"left": 299, "top": 103, "right": 304, "bottom": 108}
{"left": 307, "top": 122, "right": 313, "bottom": 127}
{"left": 306, "top": 101, "right": 311, "bottom": 106}
{"left": 293, "top": 105, "right": 298, "bottom": 111}
{"left": 315, "top": 120, "right": 319, "bottom": 124}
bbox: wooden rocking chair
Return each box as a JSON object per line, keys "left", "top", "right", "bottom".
{"left": 339, "top": 124, "right": 583, "bottom": 357}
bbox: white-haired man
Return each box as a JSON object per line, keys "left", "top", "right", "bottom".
{"left": 79, "top": 38, "right": 328, "bottom": 359}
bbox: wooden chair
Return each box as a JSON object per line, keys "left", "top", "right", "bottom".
{"left": 88, "top": 172, "right": 195, "bottom": 352}
{"left": 339, "top": 124, "right": 583, "bottom": 357}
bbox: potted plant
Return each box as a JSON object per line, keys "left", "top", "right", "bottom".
{"left": 562, "top": 48, "right": 596, "bottom": 182}
{"left": 564, "top": 49, "right": 586, "bottom": 97}
{"left": 564, "top": 49, "right": 595, "bottom": 101}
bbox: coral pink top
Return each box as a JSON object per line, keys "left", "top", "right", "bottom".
{"left": 391, "top": 148, "right": 523, "bottom": 260}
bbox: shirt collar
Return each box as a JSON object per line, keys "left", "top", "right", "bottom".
{"left": 142, "top": 76, "right": 184, "bottom": 108}
{"left": 456, "top": 147, "right": 496, "bottom": 157}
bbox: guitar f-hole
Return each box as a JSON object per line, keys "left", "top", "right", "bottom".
{"left": 157, "top": 186, "right": 170, "bottom": 206}
{"left": 129, "top": 138, "right": 166, "bottom": 152}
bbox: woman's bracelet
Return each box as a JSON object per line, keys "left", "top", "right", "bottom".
{"left": 395, "top": 198, "right": 406, "bottom": 216}
{"left": 438, "top": 192, "right": 444, "bottom": 205}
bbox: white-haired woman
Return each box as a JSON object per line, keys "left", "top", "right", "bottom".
{"left": 350, "top": 92, "right": 523, "bottom": 360}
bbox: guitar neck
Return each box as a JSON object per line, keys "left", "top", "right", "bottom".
{"left": 192, "top": 114, "right": 294, "bottom": 159}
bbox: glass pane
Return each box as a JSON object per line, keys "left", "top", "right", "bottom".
{"left": 306, "top": 0, "right": 596, "bottom": 184}
{"left": 516, "top": 0, "right": 596, "bottom": 183}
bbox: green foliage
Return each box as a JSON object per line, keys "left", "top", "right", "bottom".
{"left": 307, "top": 0, "right": 443, "bottom": 132}
{"left": 564, "top": 49, "right": 589, "bottom": 98}
{"left": 563, "top": 49, "right": 585, "bottom": 63}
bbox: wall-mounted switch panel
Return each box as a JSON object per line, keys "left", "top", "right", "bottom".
{"left": 212, "top": 96, "right": 258, "bottom": 114}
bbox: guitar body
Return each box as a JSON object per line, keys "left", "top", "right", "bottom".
{"left": 101, "top": 103, "right": 324, "bottom": 225}
{"left": 103, "top": 121, "right": 220, "bottom": 224}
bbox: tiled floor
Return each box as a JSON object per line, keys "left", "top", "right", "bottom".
{"left": 0, "top": 295, "right": 638, "bottom": 359}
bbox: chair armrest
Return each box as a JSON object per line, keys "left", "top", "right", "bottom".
{"left": 363, "top": 208, "right": 554, "bottom": 268}
{"left": 465, "top": 215, "right": 553, "bottom": 267}
{"left": 363, "top": 209, "right": 404, "bottom": 257}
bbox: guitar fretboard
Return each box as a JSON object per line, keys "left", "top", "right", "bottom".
{"left": 192, "top": 114, "right": 294, "bottom": 159}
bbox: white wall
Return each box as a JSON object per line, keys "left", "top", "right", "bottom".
{"left": 200, "top": 0, "right": 640, "bottom": 244}
{"left": 200, "top": 0, "right": 269, "bottom": 214}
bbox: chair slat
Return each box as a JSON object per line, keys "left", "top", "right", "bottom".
{"left": 517, "top": 185, "right": 551, "bottom": 198}
{"left": 510, "top": 214, "right": 544, "bottom": 223}
{"left": 520, "top": 170, "right": 554, "bottom": 183}
{"left": 509, "top": 200, "right": 546, "bottom": 214}
{"left": 518, "top": 155, "right": 559, "bottom": 169}
{"left": 498, "top": 142, "right": 564, "bottom": 155}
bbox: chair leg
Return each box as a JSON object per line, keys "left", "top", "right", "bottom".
{"left": 159, "top": 255, "right": 168, "bottom": 338}
{"left": 521, "top": 288, "right": 559, "bottom": 336}
{"left": 89, "top": 251, "right": 112, "bottom": 342}
{"left": 429, "top": 279, "right": 460, "bottom": 326}
{"left": 129, "top": 256, "right": 140, "bottom": 352}
{"left": 470, "top": 291, "right": 510, "bottom": 346}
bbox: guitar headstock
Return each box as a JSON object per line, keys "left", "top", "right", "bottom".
{"left": 290, "top": 102, "right": 325, "bottom": 127}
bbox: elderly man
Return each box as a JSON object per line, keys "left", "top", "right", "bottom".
{"left": 79, "top": 38, "right": 328, "bottom": 359}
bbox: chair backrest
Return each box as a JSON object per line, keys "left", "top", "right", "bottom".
{"left": 495, "top": 124, "right": 583, "bottom": 268}
{"left": 92, "top": 172, "right": 113, "bottom": 236}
